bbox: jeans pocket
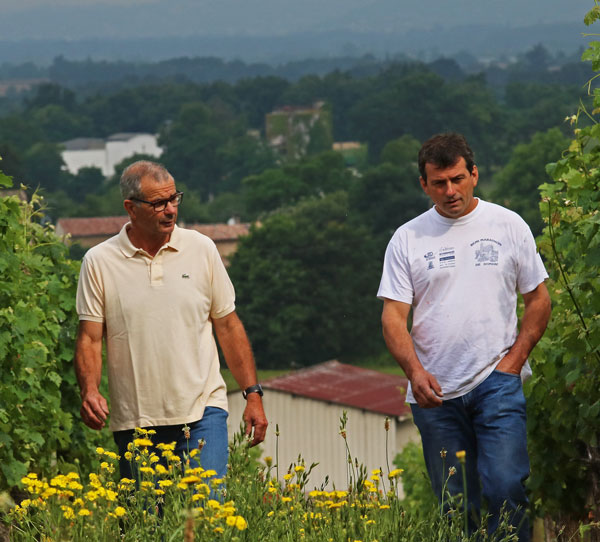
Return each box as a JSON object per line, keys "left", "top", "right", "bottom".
{"left": 493, "top": 369, "right": 521, "bottom": 378}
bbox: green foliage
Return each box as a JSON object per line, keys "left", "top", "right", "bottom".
{"left": 489, "top": 128, "right": 570, "bottom": 236}
{"left": 394, "top": 441, "right": 438, "bottom": 519}
{"left": 526, "top": 26, "right": 600, "bottom": 520}
{"left": 0, "top": 170, "right": 108, "bottom": 489}
{"left": 229, "top": 192, "right": 384, "bottom": 368}
{"left": 349, "top": 161, "right": 429, "bottom": 246}
{"left": 243, "top": 151, "right": 353, "bottom": 217}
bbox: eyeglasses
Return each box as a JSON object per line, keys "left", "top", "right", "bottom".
{"left": 130, "top": 191, "right": 184, "bottom": 212}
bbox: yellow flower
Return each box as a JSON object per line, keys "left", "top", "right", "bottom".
{"left": 294, "top": 465, "right": 305, "bottom": 473}
{"left": 124, "top": 451, "right": 133, "bottom": 461}
{"left": 283, "top": 474, "right": 293, "bottom": 481}
{"left": 267, "top": 511, "right": 274, "bottom": 517}
{"left": 379, "top": 505, "right": 390, "bottom": 510}
{"left": 113, "top": 506, "right": 126, "bottom": 517}
{"left": 388, "top": 468, "right": 404, "bottom": 479}
{"left": 61, "top": 505, "right": 75, "bottom": 519}
{"left": 264, "top": 456, "right": 273, "bottom": 467}
{"left": 133, "top": 438, "right": 153, "bottom": 448}
{"left": 226, "top": 516, "right": 236, "bottom": 527}
{"left": 213, "top": 527, "right": 224, "bottom": 534}
{"left": 78, "top": 508, "right": 91, "bottom": 516}
{"left": 235, "top": 516, "right": 248, "bottom": 530}
{"left": 158, "top": 480, "right": 173, "bottom": 489}
{"left": 456, "top": 450, "right": 466, "bottom": 463}
{"left": 139, "top": 467, "right": 155, "bottom": 475}
{"left": 281, "top": 497, "right": 292, "bottom": 503}
{"left": 95, "top": 447, "right": 105, "bottom": 455}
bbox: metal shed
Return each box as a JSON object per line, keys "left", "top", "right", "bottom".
{"left": 226, "top": 360, "right": 419, "bottom": 492}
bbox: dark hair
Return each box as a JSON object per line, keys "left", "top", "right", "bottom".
{"left": 120, "top": 160, "right": 172, "bottom": 200}
{"left": 418, "top": 133, "right": 475, "bottom": 182}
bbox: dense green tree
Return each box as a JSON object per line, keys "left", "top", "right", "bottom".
{"left": 30, "top": 105, "right": 93, "bottom": 142}
{"left": 349, "top": 162, "right": 429, "bottom": 246}
{"left": 229, "top": 192, "right": 384, "bottom": 368}
{"left": 380, "top": 134, "right": 421, "bottom": 166}
{"left": 243, "top": 151, "right": 353, "bottom": 217}
{"left": 489, "top": 128, "right": 569, "bottom": 236}
{"left": 23, "top": 142, "right": 66, "bottom": 192}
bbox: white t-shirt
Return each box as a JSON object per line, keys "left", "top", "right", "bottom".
{"left": 76, "top": 224, "right": 235, "bottom": 431}
{"left": 377, "top": 199, "right": 548, "bottom": 403}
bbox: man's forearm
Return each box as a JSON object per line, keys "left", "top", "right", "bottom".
{"left": 213, "top": 312, "right": 258, "bottom": 389}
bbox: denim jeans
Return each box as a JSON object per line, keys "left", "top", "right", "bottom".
{"left": 411, "top": 370, "right": 530, "bottom": 541}
{"left": 113, "top": 406, "right": 229, "bottom": 482}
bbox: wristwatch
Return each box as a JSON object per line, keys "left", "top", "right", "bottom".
{"left": 242, "top": 384, "right": 264, "bottom": 399}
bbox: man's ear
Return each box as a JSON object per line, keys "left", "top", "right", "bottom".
{"left": 123, "top": 199, "right": 136, "bottom": 218}
{"left": 419, "top": 176, "right": 428, "bottom": 192}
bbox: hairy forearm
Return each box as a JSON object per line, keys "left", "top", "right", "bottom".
{"left": 382, "top": 320, "right": 425, "bottom": 380}
{"left": 213, "top": 312, "right": 258, "bottom": 389}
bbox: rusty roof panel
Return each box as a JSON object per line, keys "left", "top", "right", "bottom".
{"left": 262, "top": 360, "right": 410, "bottom": 418}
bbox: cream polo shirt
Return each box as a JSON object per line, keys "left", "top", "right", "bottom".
{"left": 76, "top": 224, "right": 234, "bottom": 431}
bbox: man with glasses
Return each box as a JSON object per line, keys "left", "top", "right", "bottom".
{"left": 74, "top": 160, "right": 267, "bottom": 482}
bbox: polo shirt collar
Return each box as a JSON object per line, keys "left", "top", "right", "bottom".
{"left": 117, "top": 223, "right": 182, "bottom": 258}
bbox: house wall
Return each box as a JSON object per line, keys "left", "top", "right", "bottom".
{"left": 105, "top": 135, "right": 162, "bottom": 175}
{"left": 62, "top": 149, "right": 108, "bottom": 175}
{"left": 226, "top": 390, "right": 420, "bottom": 492}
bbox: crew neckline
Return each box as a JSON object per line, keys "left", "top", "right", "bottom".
{"left": 430, "top": 198, "right": 484, "bottom": 226}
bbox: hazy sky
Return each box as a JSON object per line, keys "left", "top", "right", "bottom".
{"left": 0, "top": 0, "right": 589, "bottom": 41}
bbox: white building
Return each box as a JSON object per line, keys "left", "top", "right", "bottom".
{"left": 62, "top": 133, "right": 162, "bottom": 177}
{"left": 227, "top": 360, "right": 420, "bottom": 493}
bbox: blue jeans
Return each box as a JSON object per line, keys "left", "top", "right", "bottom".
{"left": 411, "top": 370, "right": 530, "bottom": 541}
{"left": 113, "top": 407, "right": 229, "bottom": 482}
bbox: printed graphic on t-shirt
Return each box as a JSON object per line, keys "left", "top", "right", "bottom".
{"left": 471, "top": 238, "right": 501, "bottom": 266}
{"left": 439, "top": 247, "right": 456, "bottom": 269}
{"left": 424, "top": 251, "right": 435, "bottom": 270}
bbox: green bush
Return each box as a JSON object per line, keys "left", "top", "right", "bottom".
{"left": 0, "top": 169, "right": 109, "bottom": 491}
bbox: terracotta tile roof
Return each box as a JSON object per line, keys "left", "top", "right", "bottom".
{"left": 186, "top": 223, "right": 250, "bottom": 241}
{"left": 56, "top": 216, "right": 129, "bottom": 237}
{"left": 55, "top": 217, "right": 251, "bottom": 242}
{"left": 262, "top": 360, "right": 411, "bottom": 419}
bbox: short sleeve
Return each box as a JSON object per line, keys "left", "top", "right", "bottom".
{"left": 76, "top": 255, "right": 105, "bottom": 322}
{"left": 516, "top": 221, "right": 549, "bottom": 294}
{"left": 377, "top": 230, "right": 415, "bottom": 304}
{"left": 209, "top": 244, "right": 236, "bottom": 319}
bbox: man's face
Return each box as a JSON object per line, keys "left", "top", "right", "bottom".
{"left": 128, "top": 175, "right": 178, "bottom": 238}
{"left": 420, "top": 157, "right": 479, "bottom": 219}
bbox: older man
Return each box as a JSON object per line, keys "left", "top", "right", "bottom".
{"left": 74, "top": 160, "right": 267, "bottom": 480}
{"left": 378, "top": 133, "right": 551, "bottom": 540}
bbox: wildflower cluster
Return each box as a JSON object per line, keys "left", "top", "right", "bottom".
{"left": 8, "top": 428, "right": 248, "bottom": 542}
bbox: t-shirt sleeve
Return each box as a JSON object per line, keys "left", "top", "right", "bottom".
{"left": 76, "top": 255, "right": 105, "bottom": 323}
{"left": 377, "top": 230, "right": 414, "bottom": 304}
{"left": 516, "top": 221, "right": 549, "bottom": 294}
{"left": 209, "top": 244, "right": 236, "bottom": 319}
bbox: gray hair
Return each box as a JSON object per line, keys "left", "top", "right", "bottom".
{"left": 120, "top": 160, "right": 173, "bottom": 200}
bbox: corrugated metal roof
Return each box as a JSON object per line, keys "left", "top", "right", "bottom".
{"left": 262, "top": 360, "right": 411, "bottom": 419}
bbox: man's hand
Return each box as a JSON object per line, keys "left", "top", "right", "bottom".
{"left": 80, "top": 390, "right": 109, "bottom": 430}
{"left": 213, "top": 311, "right": 269, "bottom": 445}
{"left": 495, "top": 352, "right": 522, "bottom": 375}
{"left": 243, "top": 394, "right": 268, "bottom": 446}
{"left": 74, "top": 320, "right": 107, "bottom": 430}
{"left": 382, "top": 299, "right": 443, "bottom": 408}
{"left": 410, "top": 368, "right": 444, "bottom": 408}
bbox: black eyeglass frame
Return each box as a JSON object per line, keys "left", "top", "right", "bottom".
{"left": 129, "top": 191, "right": 184, "bottom": 212}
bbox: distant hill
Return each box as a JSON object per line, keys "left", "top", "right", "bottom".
{"left": 0, "top": 22, "right": 590, "bottom": 66}
{"left": 0, "top": 0, "right": 590, "bottom": 64}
